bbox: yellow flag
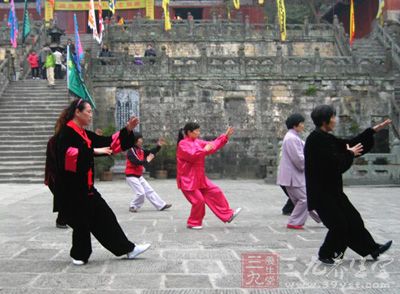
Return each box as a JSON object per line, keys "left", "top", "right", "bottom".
{"left": 233, "top": 0, "right": 240, "bottom": 10}
{"left": 276, "top": 0, "right": 286, "bottom": 41}
{"left": 162, "top": 0, "right": 171, "bottom": 31}
{"left": 258, "top": 0, "right": 264, "bottom": 4}
{"left": 376, "top": 0, "right": 384, "bottom": 18}
{"left": 350, "top": 0, "right": 355, "bottom": 46}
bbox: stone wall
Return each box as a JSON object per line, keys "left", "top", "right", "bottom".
{"left": 91, "top": 77, "right": 394, "bottom": 179}
{"left": 112, "top": 41, "right": 337, "bottom": 58}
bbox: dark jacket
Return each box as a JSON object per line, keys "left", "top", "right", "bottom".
{"left": 304, "top": 128, "right": 375, "bottom": 210}
{"left": 55, "top": 124, "right": 135, "bottom": 223}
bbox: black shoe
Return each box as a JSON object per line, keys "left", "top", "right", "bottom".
{"left": 318, "top": 257, "right": 335, "bottom": 265}
{"left": 160, "top": 204, "right": 172, "bottom": 211}
{"left": 56, "top": 222, "right": 68, "bottom": 229}
{"left": 371, "top": 240, "right": 392, "bottom": 260}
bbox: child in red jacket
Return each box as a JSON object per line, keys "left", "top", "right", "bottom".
{"left": 125, "top": 133, "right": 172, "bottom": 212}
{"left": 27, "top": 50, "right": 40, "bottom": 79}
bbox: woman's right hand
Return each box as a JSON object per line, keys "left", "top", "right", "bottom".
{"left": 204, "top": 144, "right": 214, "bottom": 152}
{"left": 94, "top": 147, "right": 113, "bottom": 156}
{"left": 346, "top": 143, "right": 363, "bottom": 156}
{"left": 146, "top": 153, "right": 155, "bottom": 162}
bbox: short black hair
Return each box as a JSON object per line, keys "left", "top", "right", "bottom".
{"left": 285, "top": 113, "right": 305, "bottom": 129}
{"left": 311, "top": 105, "right": 336, "bottom": 127}
{"left": 133, "top": 132, "right": 143, "bottom": 144}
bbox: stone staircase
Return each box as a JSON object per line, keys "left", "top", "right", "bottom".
{"left": 0, "top": 79, "right": 69, "bottom": 183}
{"left": 352, "top": 35, "right": 386, "bottom": 59}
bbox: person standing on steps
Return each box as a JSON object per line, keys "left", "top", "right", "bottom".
{"left": 53, "top": 99, "right": 151, "bottom": 265}
{"left": 44, "top": 50, "right": 55, "bottom": 88}
{"left": 305, "top": 104, "right": 393, "bottom": 265}
{"left": 176, "top": 122, "right": 242, "bottom": 230}
{"left": 277, "top": 113, "right": 321, "bottom": 230}
{"left": 27, "top": 50, "right": 40, "bottom": 80}
{"left": 125, "top": 133, "right": 172, "bottom": 213}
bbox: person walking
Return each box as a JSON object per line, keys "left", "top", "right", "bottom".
{"left": 27, "top": 50, "right": 40, "bottom": 80}
{"left": 125, "top": 133, "right": 172, "bottom": 213}
{"left": 44, "top": 51, "right": 56, "bottom": 87}
{"left": 53, "top": 99, "right": 151, "bottom": 265}
{"left": 176, "top": 122, "right": 241, "bottom": 230}
{"left": 277, "top": 113, "right": 320, "bottom": 230}
{"left": 304, "top": 105, "right": 392, "bottom": 264}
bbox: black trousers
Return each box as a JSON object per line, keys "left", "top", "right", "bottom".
{"left": 281, "top": 186, "right": 294, "bottom": 214}
{"left": 31, "top": 67, "right": 39, "bottom": 78}
{"left": 55, "top": 64, "right": 62, "bottom": 79}
{"left": 66, "top": 190, "right": 135, "bottom": 262}
{"left": 316, "top": 193, "right": 379, "bottom": 259}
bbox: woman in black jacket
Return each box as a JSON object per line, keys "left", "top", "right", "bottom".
{"left": 304, "top": 105, "right": 392, "bottom": 264}
{"left": 53, "top": 99, "right": 151, "bottom": 265}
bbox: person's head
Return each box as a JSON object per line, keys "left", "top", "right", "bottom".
{"left": 102, "top": 44, "right": 108, "bottom": 51}
{"left": 55, "top": 99, "right": 92, "bottom": 134}
{"left": 147, "top": 44, "right": 153, "bottom": 49}
{"left": 133, "top": 132, "right": 144, "bottom": 147}
{"left": 311, "top": 105, "right": 337, "bottom": 132}
{"left": 177, "top": 122, "right": 201, "bottom": 144}
{"left": 285, "top": 113, "right": 305, "bottom": 133}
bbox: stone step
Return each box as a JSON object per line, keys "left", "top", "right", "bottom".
{"left": 0, "top": 171, "right": 44, "bottom": 179}
{"left": 0, "top": 107, "right": 64, "bottom": 112}
{"left": 0, "top": 155, "right": 45, "bottom": 161}
{"left": 0, "top": 118, "right": 58, "bottom": 123}
{"left": 0, "top": 145, "right": 47, "bottom": 151}
{"left": 0, "top": 177, "right": 43, "bottom": 184}
{"left": 0, "top": 161, "right": 44, "bottom": 167}
{"left": 0, "top": 164, "right": 44, "bottom": 171}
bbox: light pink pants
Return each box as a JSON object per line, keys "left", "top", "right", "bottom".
{"left": 182, "top": 181, "right": 234, "bottom": 227}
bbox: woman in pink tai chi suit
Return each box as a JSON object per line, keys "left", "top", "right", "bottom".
{"left": 176, "top": 122, "right": 242, "bottom": 230}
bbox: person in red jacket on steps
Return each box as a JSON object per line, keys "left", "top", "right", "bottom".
{"left": 27, "top": 50, "right": 40, "bottom": 79}
{"left": 125, "top": 133, "right": 172, "bottom": 213}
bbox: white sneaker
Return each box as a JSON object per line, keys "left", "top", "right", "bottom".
{"left": 72, "top": 259, "right": 86, "bottom": 266}
{"left": 228, "top": 207, "right": 242, "bottom": 223}
{"left": 127, "top": 243, "right": 151, "bottom": 259}
{"left": 187, "top": 225, "right": 203, "bottom": 230}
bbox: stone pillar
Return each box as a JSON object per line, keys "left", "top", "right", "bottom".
{"left": 314, "top": 47, "right": 321, "bottom": 73}
{"left": 351, "top": 47, "right": 360, "bottom": 73}
{"left": 392, "top": 139, "right": 400, "bottom": 164}
{"left": 200, "top": 47, "right": 207, "bottom": 74}
{"left": 385, "top": 46, "right": 393, "bottom": 73}
{"left": 276, "top": 45, "right": 283, "bottom": 74}
{"left": 160, "top": 45, "right": 168, "bottom": 74}
{"left": 187, "top": 13, "right": 194, "bottom": 36}
{"left": 303, "top": 17, "right": 309, "bottom": 37}
{"left": 244, "top": 15, "right": 250, "bottom": 38}
{"left": 238, "top": 46, "right": 245, "bottom": 75}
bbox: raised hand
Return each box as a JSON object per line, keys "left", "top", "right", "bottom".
{"left": 347, "top": 143, "right": 363, "bottom": 157}
{"left": 146, "top": 153, "right": 155, "bottom": 162}
{"left": 157, "top": 138, "right": 166, "bottom": 146}
{"left": 225, "top": 126, "right": 234, "bottom": 138}
{"left": 372, "top": 119, "right": 392, "bottom": 133}
{"left": 126, "top": 116, "right": 140, "bottom": 132}
{"left": 94, "top": 147, "right": 113, "bottom": 156}
{"left": 204, "top": 143, "right": 214, "bottom": 152}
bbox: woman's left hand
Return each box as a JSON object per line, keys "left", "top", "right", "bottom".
{"left": 225, "top": 126, "right": 234, "bottom": 138}
{"left": 126, "top": 116, "right": 139, "bottom": 132}
{"left": 373, "top": 119, "right": 392, "bottom": 133}
{"left": 94, "top": 147, "right": 113, "bottom": 156}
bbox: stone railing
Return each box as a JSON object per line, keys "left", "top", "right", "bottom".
{"left": 104, "top": 15, "right": 335, "bottom": 43}
{"left": 89, "top": 46, "right": 392, "bottom": 80}
{"left": 0, "top": 53, "right": 15, "bottom": 98}
{"left": 332, "top": 15, "right": 352, "bottom": 56}
{"left": 344, "top": 142, "right": 400, "bottom": 185}
{"left": 374, "top": 23, "right": 400, "bottom": 69}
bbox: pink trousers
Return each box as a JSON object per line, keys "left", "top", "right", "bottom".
{"left": 182, "top": 181, "right": 234, "bottom": 227}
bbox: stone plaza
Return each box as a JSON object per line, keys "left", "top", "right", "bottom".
{"left": 0, "top": 179, "right": 399, "bottom": 293}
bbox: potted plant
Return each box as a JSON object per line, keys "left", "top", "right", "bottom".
{"left": 150, "top": 139, "right": 176, "bottom": 179}
{"left": 94, "top": 125, "right": 116, "bottom": 181}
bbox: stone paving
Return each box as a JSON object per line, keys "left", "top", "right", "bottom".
{"left": 0, "top": 179, "right": 399, "bottom": 293}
